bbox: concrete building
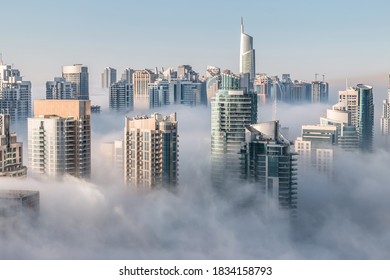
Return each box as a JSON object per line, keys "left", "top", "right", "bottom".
{"left": 311, "top": 80, "right": 329, "bottom": 103}
{"left": 28, "top": 100, "right": 91, "bottom": 178}
{"left": 0, "top": 114, "right": 27, "bottom": 177}
{"left": 62, "top": 64, "right": 89, "bottom": 100}
{"left": 381, "top": 74, "right": 390, "bottom": 135}
{"left": 46, "top": 77, "right": 73, "bottom": 99}
{"left": 100, "top": 140, "right": 123, "bottom": 177}
{"left": 101, "top": 67, "right": 117, "bottom": 88}
{"left": 148, "top": 79, "right": 170, "bottom": 109}
{"left": 133, "top": 69, "right": 157, "bottom": 110}
{"left": 0, "top": 63, "right": 32, "bottom": 121}
{"left": 124, "top": 113, "right": 178, "bottom": 189}
{"left": 0, "top": 190, "right": 39, "bottom": 218}
{"left": 240, "top": 121, "right": 298, "bottom": 213}
{"left": 121, "top": 68, "right": 134, "bottom": 84}
{"left": 239, "top": 17, "right": 255, "bottom": 81}
{"left": 211, "top": 78, "right": 257, "bottom": 185}
{"left": 109, "top": 80, "right": 133, "bottom": 112}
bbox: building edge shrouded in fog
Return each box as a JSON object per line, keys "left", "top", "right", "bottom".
{"left": 0, "top": 190, "right": 39, "bottom": 218}
{"left": 124, "top": 113, "right": 178, "bottom": 190}
{"left": 240, "top": 121, "right": 298, "bottom": 214}
{"left": 28, "top": 100, "right": 91, "bottom": 178}
{"left": 0, "top": 114, "right": 27, "bottom": 177}
{"left": 62, "top": 64, "right": 89, "bottom": 100}
{"left": 211, "top": 73, "right": 257, "bottom": 187}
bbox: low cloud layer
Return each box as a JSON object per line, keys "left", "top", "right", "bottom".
{"left": 1, "top": 105, "right": 390, "bottom": 259}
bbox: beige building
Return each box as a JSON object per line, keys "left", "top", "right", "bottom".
{"left": 0, "top": 114, "right": 27, "bottom": 177}
{"left": 28, "top": 100, "right": 91, "bottom": 178}
{"left": 124, "top": 113, "right": 178, "bottom": 190}
{"left": 132, "top": 69, "right": 156, "bottom": 110}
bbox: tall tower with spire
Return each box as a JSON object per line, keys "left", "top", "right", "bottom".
{"left": 381, "top": 74, "right": 390, "bottom": 135}
{"left": 239, "top": 17, "right": 256, "bottom": 81}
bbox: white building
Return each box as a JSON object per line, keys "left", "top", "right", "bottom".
{"left": 28, "top": 100, "right": 91, "bottom": 178}
{"left": 62, "top": 64, "right": 89, "bottom": 100}
{"left": 380, "top": 74, "right": 390, "bottom": 136}
{"left": 239, "top": 17, "right": 255, "bottom": 81}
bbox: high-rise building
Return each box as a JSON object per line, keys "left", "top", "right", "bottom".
{"left": 28, "top": 100, "right": 91, "bottom": 178}
{"left": 338, "top": 87, "right": 359, "bottom": 127}
{"left": 380, "top": 74, "right": 390, "bottom": 136}
{"left": 133, "top": 69, "right": 157, "bottom": 110}
{"left": 0, "top": 63, "right": 32, "bottom": 121}
{"left": 0, "top": 114, "right": 27, "bottom": 177}
{"left": 124, "top": 113, "right": 178, "bottom": 189}
{"left": 101, "top": 67, "right": 117, "bottom": 88}
{"left": 62, "top": 64, "right": 89, "bottom": 100}
{"left": 239, "top": 17, "right": 255, "bottom": 81}
{"left": 211, "top": 77, "right": 257, "bottom": 185}
{"left": 109, "top": 80, "right": 133, "bottom": 112}
{"left": 0, "top": 190, "right": 39, "bottom": 218}
{"left": 100, "top": 140, "right": 123, "bottom": 178}
{"left": 121, "top": 68, "right": 134, "bottom": 84}
{"left": 311, "top": 80, "right": 329, "bottom": 103}
{"left": 46, "top": 77, "right": 73, "bottom": 99}
{"left": 240, "top": 121, "right": 298, "bottom": 212}
{"left": 356, "top": 84, "right": 374, "bottom": 152}
{"left": 148, "top": 79, "right": 170, "bottom": 109}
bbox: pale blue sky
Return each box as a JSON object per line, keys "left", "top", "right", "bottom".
{"left": 1, "top": 0, "right": 390, "bottom": 91}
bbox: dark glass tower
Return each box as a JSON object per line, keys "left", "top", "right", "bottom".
{"left": 357, "top": 84, "right": 374, "bottom": 152}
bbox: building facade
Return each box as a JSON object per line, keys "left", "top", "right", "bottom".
{"left": 211, "top": 84, "right": 257, "bottom": 185}
{"left": 0, "top": 114, "right": 27, "bottom": 177}
{"left": 124, "top": 113, "right": 178, "bottom": 189}
{"left": 101, "top": 67, "right": 117, "bottom": 88}
{"left": 133, "top": 69, "right": 157, "bottom": 110}
{"left": 240, "top": 121, "right": 298, "bottom": 212}
{"left": 28, "top": 100, "right": 91, "bottom": 178}
{"left": 0, "top": 63, "right": 32, "bottom": 121}
{"left": 239, "top": 18, "right": 255, "bottom": 81}
{"left": 62, "top": 64, "right": 89, "bottom": 100}
{"left": 109, "top": 80, "right": 134, "bottom": 112}
{"left": 46, "top": 77, "right": 73, "bottom": 99}
{"left": 380, "top": 74, "right": 390, "bottom": 135}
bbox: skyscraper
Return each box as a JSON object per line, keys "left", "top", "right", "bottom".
{"left": 124, "top": 113, "right": 178, "bottom": 189}
{"left": 0, "top": 63, "right": 32, "bottom": 121}
{"left": 240, "top": 121, "right": 298, "bottom": 212}
{"left": 46, "top": 77, "right": 73, "bottom": 99}
{"left": 62, "top": 64, "right": 89, "bottom": 100}
{"left": 148, "top": 79, "right": 170, "bottom": 109}
{"left": 133, "top": 69, "right": 157, "bottom": 110}
{"left": 356, "top": 84, "right": 374, "bottom": 152}
{"left": 101, "top": 67, "right": 117, "bottom": 88}
{"left": 239, "top": 17, "right": 255, "bottom": 81}
{"left": 0, "top": 114, "right": 27, "bottom": 177}
{"left": 380, "top": 74, "right": 390, "bottom": 136}
{"left": 109, "top": 80, "right": 134, "bottom": 112}
{"left": 211, "top": 74, "right": 257, "bottom": 185}
{"left": 28, "top": 100, "right": 91, "bottom": 178}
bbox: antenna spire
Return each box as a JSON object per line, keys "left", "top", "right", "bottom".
{"left": 0, "top": 53, "right": 3, "bottom": 65}
{"left": 345, "top": 78, "right": 348, "bottom": 90}
{"left": 241, "top": 17, "right": 244, "bottom": 33}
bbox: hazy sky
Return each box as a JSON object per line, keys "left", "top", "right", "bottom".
{"left": 1, "top": 0, "right": 390, "bottom": 91}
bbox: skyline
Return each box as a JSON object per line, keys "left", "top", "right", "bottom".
{"left": 1, "top": 0, "right": 390, "bottom": 94}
